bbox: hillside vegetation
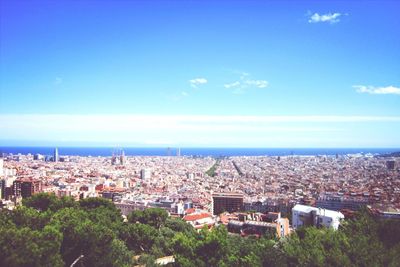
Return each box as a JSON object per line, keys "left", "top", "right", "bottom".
{"left": 1, "top": 193, "right": 399, "bottom": 267}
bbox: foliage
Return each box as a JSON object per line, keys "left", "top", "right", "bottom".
{"left": 0, "top": 224, "right": 64, "bottom": 267}
{"left": 22, "top": 192, "right": 77, "bottom": 212}
{"left": 120, "top": 222, "right": 158, "bottom": 253}
{"left": 1, "top": 193, "right": 400, "bottom": 267}
{"left": 205, "top": 159, "right": 220, "bottom": 177}
{"left": 127, "top": 207, "right": 168, "bottom": 228}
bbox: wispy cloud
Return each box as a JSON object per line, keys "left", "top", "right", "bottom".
{"left": 189, "top": 78, "right": 207, "bottom": 88}
{"left": 245, "top": 80, "right": 268, "bottom": 88}
{"left": 354, "top": 85, "right": 400, "bottom": 95}
{"left": 165, "top": 91, "right": 189, "bottom": 102}
{"left": 224, "top": 81, "right": 240, "bottom": 89}
{"left": 224, "top": 72, "right": 268, "bottom": 94}
{"left": 308, "top": 12, "right": 342, "bottom": 24}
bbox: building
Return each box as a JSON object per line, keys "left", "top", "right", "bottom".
{"left": 120, "top": 150, "right": 126, "bottom": 165}
{"left": 0, "top": 157, "right": 3, "bottom": 176}
{"left": 292, "top": 204, "right": 344, "bottom": 230}
{"left": 211, "top": 192, "right": 244, "bottom": 215}
{"left": 183, "top": 212, "right": 214, "bottom": 229}
{"left": 12, "top": 179, "right": 43, "bottom": 198}
{"left": 316, "top": 194, "right": 369, "bottom": 211}
{"left": 0, "top": 179, "right": 5, "bottom": 199}
{"left": 140, "top": 169, "right": 151, "bottom": 180}
{"left": 33, "top": 154, "right": 44, "bottom": 160}
{"left": 111, "top": 148, "right": 125, "bottom": 165}
{"left": 386, "top": 160, "right": 396, "bottom": 170}
{"left": 54, "top": 148, "right": 59, "bottom": 162}
{"left": 115, "top": 201, "right": 147, "bottom": 216}
{"left": 227, "top": 211, "right": 290, "bottom": 238}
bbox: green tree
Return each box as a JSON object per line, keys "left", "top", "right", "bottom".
{"left": 120, "top": 223, "right": 158, "bottom": 253}
{"left": 283, "top": 227, "right": 351, "bottom": 267}
{"left": 0, "top": 225, "right": 64, "bottom": 267}
{"left": 79, "top": 197, "right": 117, "bottom": 211}
{"left": 171, "top": 232, "right": 198, "bottom": 267}
{"left": 196, "top": 225, "right": 229, "bottom": 266}
{"left": 128, "top": 208, "right": 168, "bottom": 228}
{"left": 22, "top": 192, "right": 76, "bottom": 212}
{"left": 342, "top": 210, "right": 385, "bottom": 266}
{"left": 8, "top": 206, "right": 51, "bottom": 230}
{"left": 127, "top": 209, "right": 144, "bottom": 224}
{"left": 165, "top": 217, "right": 196, "bottom": 236}
{"left": 50, "top": 207, "right": 130, "bottom": 267}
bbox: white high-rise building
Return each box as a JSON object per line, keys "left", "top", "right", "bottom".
{"left": 292, "top": 204, "right": 344, "bottom": 230}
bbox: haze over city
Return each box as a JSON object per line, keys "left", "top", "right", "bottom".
{"left": 1, "top": 0, "right": 399, "bottom": 147}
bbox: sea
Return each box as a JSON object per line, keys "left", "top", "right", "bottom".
{"left": 0, "top": 147, "right": 399, "bottom": 157}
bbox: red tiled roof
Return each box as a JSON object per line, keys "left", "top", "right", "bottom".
{"left": 183, "top": 213, "right": 212, "bottom": 221}
{"left": 186, "top": 208, "right": 196, "bottom": 214}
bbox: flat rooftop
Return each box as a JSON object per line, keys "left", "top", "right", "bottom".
{"left": 212, "top": 192, "right": 244, "bottom": 198}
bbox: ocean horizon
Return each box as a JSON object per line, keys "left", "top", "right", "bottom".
{"left": 0, "top": 147, "right": 399, "bottom": 157}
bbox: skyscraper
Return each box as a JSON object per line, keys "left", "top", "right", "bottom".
{"left": 54, "top": 147, "right": 59, "bottom": 162}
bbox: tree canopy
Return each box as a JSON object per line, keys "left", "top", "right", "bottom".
{"left": 1, "top": 193, "right": 400, "bottom": 267}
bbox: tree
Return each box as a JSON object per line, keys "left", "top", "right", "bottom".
{"left": 119, "top": 223, "right": 158, "bottom": 253}
{"left": 196, "top": 225, "right": 229, "bottom": 266}
{"left": 283, "top": 227, "right": 351, "bottom": 267}
{"left": 0, "top": 225, "right": 64, "bottom": 267}
{"left": 22, "top": 192, "right": 76, "bottom": 212}
{"left": 128, "top": 208, "right": 168, "bottom": 228}
{"left": 171, "top": 232, "right": 198, "bottom": 266}
{"left": 127, "top": 209, "right": 144, "bottom": 224}
{"left": 341, "top": 209, "right": 385, "bottom": 266}
{"left": 165, "top": 217, "right": 196, "bottom": 236}
{"left": 8, "top": 206, "right": 51, "bottom": 230}
{"left": 50, "top": 207, "right": 131, "bottom": 267}
{"left": 79, "top": 197, "right": 117, "bottom": 211}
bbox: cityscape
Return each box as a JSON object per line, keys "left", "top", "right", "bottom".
{"left": 1, "top": 0, "right": 400, "bottom": 266}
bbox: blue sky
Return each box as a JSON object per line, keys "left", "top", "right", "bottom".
{"left": 0, "top": 0, "right": 399, "bottom": 147}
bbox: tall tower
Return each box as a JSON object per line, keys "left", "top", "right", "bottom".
{"left": 54, "top": 148, "right": 59, "bottom": 162}
{"left": 177, "top": 147, "right": 181, "bottom": 157}
{"left": 120, "top": 150, "right": 125, "bottom": 165}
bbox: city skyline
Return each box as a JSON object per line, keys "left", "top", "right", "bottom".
{"left": 1, "top": 1, "right": 399, "bottom": 147}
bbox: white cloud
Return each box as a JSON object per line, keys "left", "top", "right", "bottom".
{"left": 189, "top": 78, "right": 207, "bottom": 88}
{"left": 245, "top": 80, "right": 268, "bottom": 88}
{"left": 224, "top": 72, "right": 268, "bottom": 93}
{"left": 181, "top": 91, "right": 188, "bottom": 97}
{"left": 224, "top": 81, "right": 241, "bottom": 89}
{"left": 354, "top": 85, "right": 400, "bottom": 95}
{"left": 308, "top": 12, "right": 342, "bottom": 24}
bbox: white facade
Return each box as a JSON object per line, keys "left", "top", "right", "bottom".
{"left": 292, "top": 204, "right": 344, "bottom": 230}
{"left": 140, "top": 169, "right": 151, "bottom": 180}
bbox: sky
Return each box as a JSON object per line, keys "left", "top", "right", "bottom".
{"left": 0, "top": 0, "right": 399, "bottom": 147}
